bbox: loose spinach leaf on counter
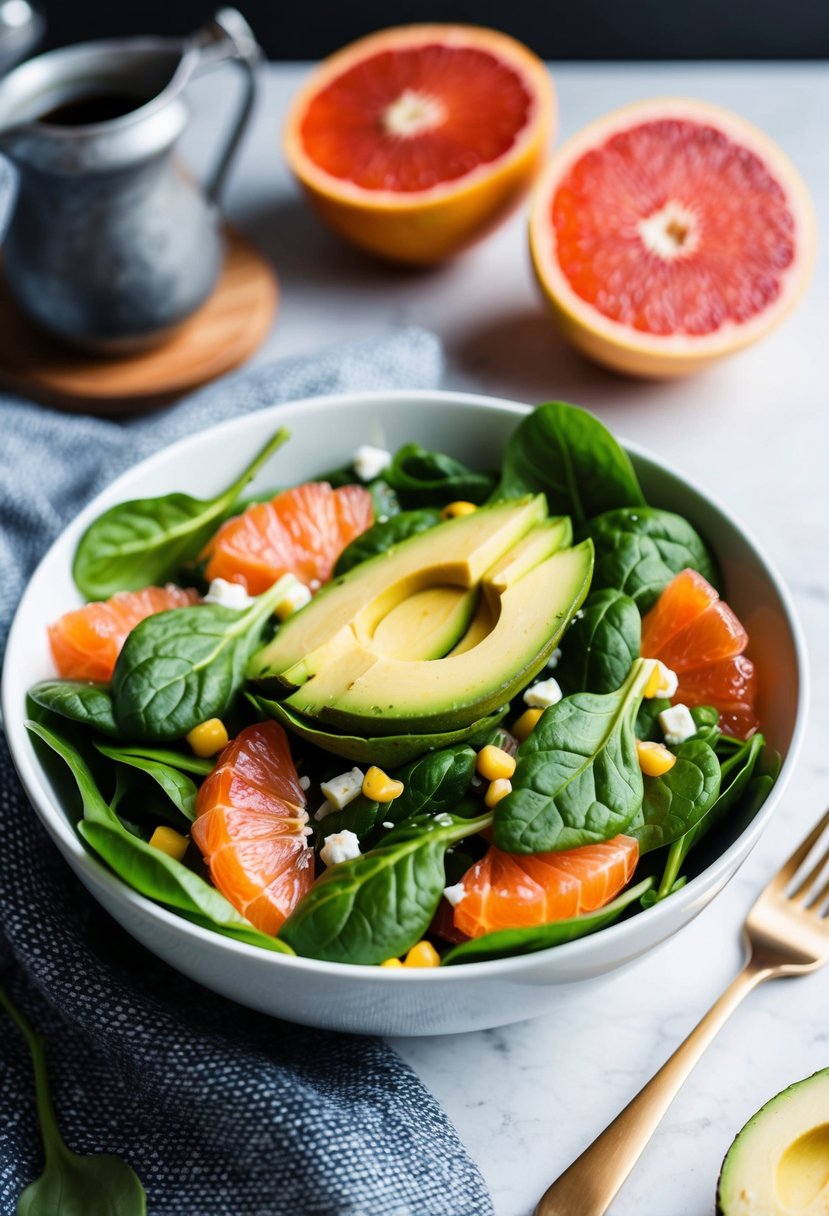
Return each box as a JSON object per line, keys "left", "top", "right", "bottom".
{"left": 26, "top": 720, "right": 293, "bottom": 955}
{"left": 628, "top": 739, "right": 721, "bottom": 855}
{"left": 588, "top": 507, "right": 720, "bottom": 610}
{"left": 94, "top": 740, "right": 198, "bottom": 821}
{"left": 112, "top": 575, "right": 293, "bottom": 741}
{"left": 556, "top": 588, "right": 641, "bottom": 695}
{"left": 384, "top": 443, "right": 495, "bottom": 508}
{"left": 0, "top": 988, "right": 147, "bottom": 1216}
{"left": 492, "top": 402, "right": 645, "bottom": 524}
{"left": 72, "top": 427, "right": 290, "bottom": 599}
{"left": 281, "top": 812, "right": 490, "bottom": 964}
{"left": 28, "top": 680, "right": 121, "bottom": 737}
{"left": 334, "top": 508, "right": 442, "bottom": 576}
{"left": 494, "top": 658, "right": 657, "bottom": 854}
{"left": 442, "top": 878, "right": 655, "bottom": 965}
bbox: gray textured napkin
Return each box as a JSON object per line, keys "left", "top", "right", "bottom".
{"left": 0, "top": 330, "right": 495, "bottom": 1216}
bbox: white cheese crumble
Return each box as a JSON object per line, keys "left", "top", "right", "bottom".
{"left": 320, "top": 768, "right": 365, "bottom": 810}
{"left": 320, "top": 830, "right": 362, "bottom": 867}
{"left": 546, "top": 647, "right": 563, "bottom": 670}
{"left": 353, "top": 444, "right": 392, "bottom": 482}
{"left": 274, "top": 576, "right": 312, "bottom": 621}
{"left": 313, "top": 801, "right": 336, "bottom": 822}
{"left": 298, "top": 775, "right": 311, "bottom": 791}
{"left": 382, "top": 821, "right": 395, "bottom": 829}
{"left": 658, "top": 703, "right": 697, "bottom": 745}
{"left": 650, "top": 660, "right": 679, "bottom": 699}
{"left": 443, "top": 882, "right": 466, "bottom": 908}
{"left": 523, "top": 677, "right": 563, "bottom": 709}
{"left": 203, "top": 578, "right": 254, "bottom": 610}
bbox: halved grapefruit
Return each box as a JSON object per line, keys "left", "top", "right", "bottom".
{"left": 192, "top": 722, "right": 314, "bottom": 935}
{"left": 284, "top": 24, "right": 555, "bottom": 263}
{"left": 530, "top": 98, "right": 816, "bottom": 377}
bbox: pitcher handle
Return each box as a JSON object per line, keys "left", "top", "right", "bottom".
{"left": 189, "top": 7, "right": 262, "bottom": 206}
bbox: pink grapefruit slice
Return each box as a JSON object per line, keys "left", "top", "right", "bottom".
{"left": 529, "top": 98, "right": 816, "bottom": 377}
{"left": 284, "top": 24, "right": 555, "bottom": 264}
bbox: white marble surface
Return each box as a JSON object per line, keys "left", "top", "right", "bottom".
{"left": 189, "top": 61, "right": 829, "bottom": 1215}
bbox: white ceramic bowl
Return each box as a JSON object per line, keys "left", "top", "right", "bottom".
{"left": 2, "top": 390, "right": 807, "bottom": 1036}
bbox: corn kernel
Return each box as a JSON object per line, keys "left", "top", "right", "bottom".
{"left": 380, "top": 957, "right": 404, "bottom": 968}
{"left": 512, "top": 707, "right": 543, "bottom": 742}
{"left": 149, "top": 825, "right": 189, "bottom": 861}
{"left": 644, "top": 659, "right": 679, "bottom": 699}
{"left": 476, "top": 744, "right": 516, "bottom": 781}
{"left": 441, "top": 501, "right": 477, "bottom": 520}
{"left": 274, "top": 577, "right": 312, "bottom": 621}
{"left": 404, "top": 941, "right": 441, "bottom": 968}
{"left": 362, "top": 766, "right": 405, "bottom": 803}
{"left": 186, "top": 718, "right": 228, "bottom": 758}
{"left": 485, "top": 777, "right": 512, "bottom": 808}
{"left": 636, "top": 740, "right": 677, "bottom": 777}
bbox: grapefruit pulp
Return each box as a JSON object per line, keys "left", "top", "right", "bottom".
{"left": 192, "top": 722, "right": 314, "bottom": 935}
{"left": 284, "top": 24, "right": 555, "bottom": 263}
{"left": 530, "top": 98, "right": 816, "bottom": 376}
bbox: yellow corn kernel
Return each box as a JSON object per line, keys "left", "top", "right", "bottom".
{"left": 476, "top": 744, "right": 516, "bottom": 781}
{"left": 362, "top": 766, "right": 405, "bottom": 803}
{"left": 186, "top": 718, "right": 228, "bottom": 758}
{"left": 441, "top": 501, "right": 477, "bottom": 520}
{"left": 636, "top": 740, "right": 677, "bottom": 777}
{"left": 485, "top": 777, "right": 512, "bottom": 808}
{"left": 380, "top": 957, "right": 404, "bottom": 968}
{"left": 149, "top": 825, "right": 189, "bottom": 861}
{"left": 404, "top": 941, "right": 441, "bottom": 968}
{"left": 512, "top": 707, "right": 543, "bottom": 742}
{"left": 644, "top": 659, "right": 678, "bottom": 699}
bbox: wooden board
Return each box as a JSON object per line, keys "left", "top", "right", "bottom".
{"left": 0, "top": 228, "right": 278, "bottom": 415}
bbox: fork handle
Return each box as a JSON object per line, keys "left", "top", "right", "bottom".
{"left": 534, "top": 955, "right": 771, "bottom": 1216}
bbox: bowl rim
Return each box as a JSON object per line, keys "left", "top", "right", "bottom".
{"left": 2, "top": 387, "right": 809, "bottom": 982}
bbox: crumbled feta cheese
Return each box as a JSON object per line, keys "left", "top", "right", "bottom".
{"left": 523, "top": 677, "right": 563, "bottom": 709}
{"left": 648, "top": 660, "right": 679, "bottom": 699}
{"left": 443, "top": 882, "right": 466, "bottom": 908}
{"left": 546, "top": 647, "right": 563, "bottom": 670}
{"left": 298, "top": 775, "right": 311, "bottom": 791}
{"left": 320, "top": 830, "right": 362, "bottom": 867}
{"left": 382, "top": 821, "right": 394, "bottom": 829}
{"left": 313, "top": 801, "right": 336, "bottom": 822}
{"left": 274, "top": 576, "right": 312, "bottom": 621}
{"left": 320, "top": 767, "right": 365, "bottom": 810}
{"left": 658, "top": 703, "right": 697, "bottom": 746}
{"left": 203, "top": 578, "right": 254, "bottom": 610}
{"left": 353, "top": 444, "right": 392, "bottom": 482}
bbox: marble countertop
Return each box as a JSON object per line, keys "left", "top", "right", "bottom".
{"left": 191, "top": 61, "right": 829, "bottom": 1215}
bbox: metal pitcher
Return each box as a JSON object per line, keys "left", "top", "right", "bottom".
{"left": 0, "top": 7, "right": 261, "bottom": 352}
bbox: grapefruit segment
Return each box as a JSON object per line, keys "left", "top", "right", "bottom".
{"left": 530, "top": 98, "right": 816, "bottom": 376}
{"left": 192, "top": 722, "right": 314, "bottom": 936}
{"left": 453, "top": 835, "right": 639, "bottom": 939}
{"left": 48, "top": 584, "right": 199, "bottom": 682}
{"left": 202, "top": 481, "right": 373, "bottom": 595}
{"left": 284, "top": 24, "right": 555, "bottom": 263}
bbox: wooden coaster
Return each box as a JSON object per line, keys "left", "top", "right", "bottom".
{"left": 0, "top": 227, "right": 278, "bottom": 415}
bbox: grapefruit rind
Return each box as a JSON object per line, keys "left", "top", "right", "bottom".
{"left": 529, "top": 97, "right": 817, "bottom": 377}
{"left": 284, "top": 24, "right": 556, "bottom": 263}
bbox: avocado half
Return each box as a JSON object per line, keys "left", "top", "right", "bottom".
{"left": 717, "top": 1069, "right": 829, "bottom": 1215}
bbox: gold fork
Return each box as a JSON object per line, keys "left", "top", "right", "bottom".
{"left": 535, "top": 807, "right": 829, "bottom": 1216}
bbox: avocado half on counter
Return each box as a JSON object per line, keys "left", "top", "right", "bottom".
{"left": 717, "top": 1069, "right": 829, "bottom": 1215}
{"left": 247, "top": 494, "right": 593, "bottom": 764}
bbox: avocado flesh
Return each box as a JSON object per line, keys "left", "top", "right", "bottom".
{"left": 249, "top": 494, "right": 547, "bottom": 688}
{"left": 284, "top": 540, "right": 593, "bottom": 735}
{"left": 485, "top": 516, "right": 572, "bottom": 590}
{"left": 717, "top": 1069, "right": 829, "bottom": 1215}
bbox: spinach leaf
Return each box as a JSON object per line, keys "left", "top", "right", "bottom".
{"left": 589, "top": 507, "right": 719, "bottom": 610}
{"left": 556, "top": 588, "right": 641, "bottom": 695}
{"left": 26, "top": 721, "right": 291, "bottom": 954}
{"left": 280, "top": 812, "right": 490, "bottom": 964}
{"left": 493, "top": 658, "right": 656, "bottom": 853}
{"left": 72, "top": 427, "right": 289, "bottom": 599}
{"left": 385, "top": 443, "right": 495, "bottom": 508}
{"left": 442, "top": 877, "right": 655, "bottom": 965}
{"left": 113, "top": 575, "right": 292, "bottom": 741}
{"left": 334, "top": 508, "right": 442, "bottom": 575}
{"left": 628, "top": 739, "right": 721, "bottom": 854}
{"left": 635, "top": 696, "right": 671, "bottom": 742}
{"left": 87, "top": 743, "right": 214, "bottom": 777}
{"left": 94, "top": 740, "right": 198, "bottom": 821}
{"left": 28, "top": 680, "right": 121, "bottom": 737}
{"left": 0, "top": 988, "right": 147, "bottom": 1215}
{"left": 315, "top": 463, "right": 400, "bottom": 520}
{"left": 492, "top": 401, "right": 645, "bottom": 524}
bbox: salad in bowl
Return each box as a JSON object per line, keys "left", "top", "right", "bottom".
{"left": 16, "top": 400, "right": 782, "bottom": 972}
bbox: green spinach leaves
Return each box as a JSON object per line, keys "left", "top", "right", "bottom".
{"left": 385, "top": 443, "right": 495, "bottom": 507}
{"left": 334, "top": 508, "right": 442, "bottom": 576}
{"left": 628, "top": 738, "right": 721, "bottom": 854}
{"left": 588, "top": 507, "right": 719, "bottom": 610}
{"left": 556, "top": 588, "right": 641, "bottom": 695}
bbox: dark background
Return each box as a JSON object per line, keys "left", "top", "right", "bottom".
{"left": 39, "top": 0, "right": 829, "bottom": 59}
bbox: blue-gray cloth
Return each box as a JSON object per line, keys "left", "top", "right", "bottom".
{"left": 0, "top": 330, "right": 494, "bottom": 1216}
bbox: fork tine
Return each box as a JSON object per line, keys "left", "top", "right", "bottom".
{"left": 790, "top": 841, "right": 829, "bottom": 902}
{"left": 769, "top": 807, "right": 829, "bottom": 893}
{"left": 807, "top": 873, "right": 829, "bottom": 915}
